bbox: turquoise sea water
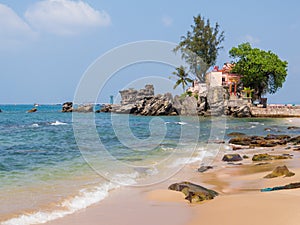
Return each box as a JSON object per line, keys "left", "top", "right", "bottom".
{"left": 0, "top": 105, "right": 299, "bottom": 225}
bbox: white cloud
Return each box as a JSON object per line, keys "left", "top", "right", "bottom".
{"left": 162, "top": 15, "right": 173, "bottom": 27}
{"left": 25, "top": 0, "right": 111, "bottom": 36}
{"left": 0, "top": 4, "right": 35, "bottom": 41}
{"left": 244, "top": 35, "right": 261, "bottom": 45}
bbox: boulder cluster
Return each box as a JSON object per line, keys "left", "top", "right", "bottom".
{"left": 62, "top": 102, "right": 93, "bottom": 113}
{"left": 229, "top": 134, "right": 294, "bottom": 148}
{"left": 100, "top": 85, "right": 252, "bottom": 117}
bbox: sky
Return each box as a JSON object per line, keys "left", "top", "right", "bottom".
{"left": 0, "top": 0, "right": 300, "bottom": 104}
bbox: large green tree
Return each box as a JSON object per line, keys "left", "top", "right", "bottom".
{"left": 229, "top": 43, "right": 288, "bottom": 99}
{"left": 174, "top": 15, "right": 225, "bottom": 82}
{"left": 172, "top": 66, "right": 193, "bottom": 91}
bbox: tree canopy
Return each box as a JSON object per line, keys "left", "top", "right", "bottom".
{"left": 229, "top": 43, "right": 288, "bottom": 99}
{"left": 174, "top": 15, "right": 225, "bottom": 82}
{"left": 172, "top": 66, "right": 193, "bottom": 91}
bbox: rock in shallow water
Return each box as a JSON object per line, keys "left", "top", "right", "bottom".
{"left": 168, "top": 181, "right": 218, "bottom": 203}
{"left": 27, "top": 108, "right": 37, "bottom": 113}
{"left": 197, "top": 166, "right": 213, "bottom": 173}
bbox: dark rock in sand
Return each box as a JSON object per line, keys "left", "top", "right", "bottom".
{"left": 207, "top": 140, "right": 225, "bottom": 144}
{"left": 197, "top": 166, "right": 213, "bottom": 173}
{"left": 227, "top": 132, "right": 246, "bottom": 137}
{"left": 232, "top": 145, "right": 242, "bottom": 150}
{"left": 252, "top": 153, "right": 292, "bottom": 161}
{"left": 288, "top": 136, "right": 300, "bottom": 145}
{"left": 265, "top": 134, "right": 291, "bottom": 141}
{"left": 168, "top": 181, "right": 218, "bottom": 203}
{"left": 243, "top": 155, "right": 249, "bottom": 159}
{"left": 264, "top": 165, "right": 295, "bottom": 178}
{"left": 255, "top": 162, "right": 270, "bottom": 166}
{"left": 222, "top": 154, "right": 243, "bottom": 162}
{"left": 227, "top": 162, "right": 243, "bottom": 166}
{"left": 229, "top": 136, "right": 253, "bottom": 146}
{"left": 293, "top": 146, "right": 300, "bottom": 151}
{"left": 27, "top": 108, "right": 37, "bottom": 113}
{"left": 229, "top": 135, "right": 289, "bottom": 148}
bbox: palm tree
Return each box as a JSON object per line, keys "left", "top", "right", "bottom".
{"left": 172, "top": 66, "right": 193, "bottom": 91}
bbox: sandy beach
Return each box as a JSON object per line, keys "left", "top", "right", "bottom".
{"left": 44, "top": 129, "right": 300, "bottom": 225}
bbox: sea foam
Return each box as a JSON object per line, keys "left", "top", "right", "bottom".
{"left": 50, "top": 121, "right": 67, "bottom": 126}
{"left": 2, "top": 182, "right": 118, "bottom": 225}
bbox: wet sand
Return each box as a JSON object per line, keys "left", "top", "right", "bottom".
{"left": 44, "top": 142, "right": 300, "bottom": 225}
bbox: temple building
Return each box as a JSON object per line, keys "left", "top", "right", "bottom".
{"left": 206, "top": 63, "right": 242, "bottom": 98}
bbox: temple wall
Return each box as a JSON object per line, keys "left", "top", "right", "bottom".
{"left": 251, "top": 106, "right": 300, "bottom": 117}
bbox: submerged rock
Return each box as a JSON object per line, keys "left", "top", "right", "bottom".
{"left": 222, "top": 154, "right": 243, "bottom": 162}
{"left": 197, "top": 166, "right": 213, "bottom": 173}
{"left": 252, "top": 153, "right": 292, "bottom": 161}
{"left": 229, "top": 136, "right": 253, "bottom": 146}
{"left": 287, "top": 126, "right": 300, "bottom": 130}
{"left": 168, "top": 181, "right": 218, "bottom": 203}
{"left": 227, "top": 132, "right": 246, "bottom": 137}
{"left": 264, "top": 165, "right": 295, "bottom": 178}
{"left": 265, "top": 134, "right": 290, "bottom": 141}
{"left": 27, "top": 108, "right": 37, "bottom": 113}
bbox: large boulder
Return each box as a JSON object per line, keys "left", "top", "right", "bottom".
{"left": 222, "top": 154, "right": 243, "bottom": 162}
{"left": 232, "top": 105, "right": 252, "bottom": 118}
{"left": 206, "top": 86, "right": 228, "bottom": 116}
{"left": 264, "top": 165, "right": 295, "bottom": 178}
{"left": 180, "top": 96, "right": 198, "bottom": 116}
{"left": 168, "top": 181, "right": 218, "bottom": 203}
{"left": 115, "top": 104, "right": 137, "bottom": 114}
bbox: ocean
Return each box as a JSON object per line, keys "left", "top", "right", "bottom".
{"left": 0, "top": 104, "right": 299, "bottom": 225}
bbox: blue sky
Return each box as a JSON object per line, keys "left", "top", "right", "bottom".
{"left": 0, "top": 0, "right": 299, "bottom": 104}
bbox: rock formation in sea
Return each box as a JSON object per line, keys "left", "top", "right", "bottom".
{"left": 62, "top": 102, "right": 93, "bottom": 113}
{"left": 62, "top": 102, "right": 73, "bottom": 112}
{"left": 98, "top": 84, "right": 256, "bottom": 117}
{"left": 27, "top": 108, "right": 37, "bottom": 113}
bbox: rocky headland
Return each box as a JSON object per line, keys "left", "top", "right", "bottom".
{"left": 100, "top": 84, "right": 252, "bottom": 117}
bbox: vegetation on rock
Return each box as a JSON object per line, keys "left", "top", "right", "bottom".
{"left": 229, "top": 43, "right": 288, "bottom": 99}
{"left": 174, "top": 15, "right": 225, "bottom": 82}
